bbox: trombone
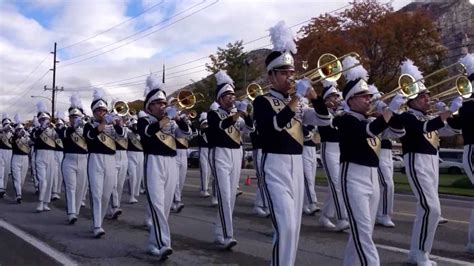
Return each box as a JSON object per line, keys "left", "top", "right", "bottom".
{"left": 238, "top": 83, "right": 268, "bottom": 101}
{"left": 379, "top": 74, "right": 419, "bottom": 101}
{"left": 430, "top": 76, "right": 473, "bottom": 101}
{"left": 112, "top": 101, "right": 130, "bottom": 117}
{"left": 171, "top": 89, "right": 204, "bottom": 110}
{"left": 298, "top": 52, "right": 361, "bottom": 83}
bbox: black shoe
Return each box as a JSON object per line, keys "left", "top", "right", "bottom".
{"left": 111, "top": 209, "right": 122, "bottom": 220}
{"left": 0, "top": 191, "right": 5, "bottom": 198}
{"left": 16, "top": 198, "right": 22, "bottom": 204}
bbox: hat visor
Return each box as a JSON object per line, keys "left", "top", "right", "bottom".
{"left": 352, "top": 91, "right": 373, "bottom": 97}
{"left": 272, "top": 65, "right": 295, "bottom": 71}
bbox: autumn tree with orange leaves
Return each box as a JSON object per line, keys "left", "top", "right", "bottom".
{"left": 296, "top": 0, "right": 447, "bottom": 93}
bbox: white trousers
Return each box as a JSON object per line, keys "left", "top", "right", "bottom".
{"left": 87, "top": 153, "right": 117, "bottom": 229}
{"left": 377, "top": 148, "right": 394, "bottom": 218}
{"left": 0, "top": 149, "right": 12, "bottom": 192}
{"left": 173, "top": 149, "right": 188, "bottom": 203}
{"left": 199, "top": 147, "right": 210, "bottom": 192}
{"left": 62, "top": 153, "right": 88, "bottom": 215}
{"left": 302, "top": 145, "right": 318, "bottom": 208}
{"left": 144, "top": 154, "right": 177, "bottom": 249}
{"left": 253, "top": 149, "right": 268, "bottom": 209}
{"left": 341, "top": 162, "right": 380, "bottom": 266}
{"left": 109, "top": 150, "right": 128, "bottom": 211}
{"left": 261, "top": 153, "right": 304, "bottom": 266}
{"left": 127, "top": 151, "right": 144, "bottom": 198}
{"left": 52, "top": 151, "right": 64, "bottom": 195}
{"left": 36, "top": 149, "right": 55, "bottom": 203}
{"left": 321, "top": 142, "right": 347, "bottom": 220}
{"left": 30, "top": 148, "right": 38, "bottom": 191}
{"left": 11, "top": 154, "right": 28, "bottom": 198}
{"left": 404, "top": 153, "right": 441, "bottom": 255}
{"left": 209, "top": 147, "right": 242, "bottom": 240}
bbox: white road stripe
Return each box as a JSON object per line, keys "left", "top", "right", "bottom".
{"left": 0, "top": 219, "right": 78, "bottom": 266}
{"left": 376, "top": 244, "right": 473, "bottom": 265}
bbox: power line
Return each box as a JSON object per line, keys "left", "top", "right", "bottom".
{"left": 58, "top": 0, "right": 165, "bottom": 51}
{"left": 59, "top": 0, "right": 214, "bottom": 67}
{"left": 9, "top": 70, "right": 51, "bottom": 113}
{"left": 9, "top": 55, "right": 49, "bottom": 91}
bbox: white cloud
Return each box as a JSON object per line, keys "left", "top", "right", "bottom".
{"left": 0, "top": 0, "right": 414, "bottom": 119}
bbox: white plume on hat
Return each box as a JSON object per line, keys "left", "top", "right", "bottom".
{"left": 92, "top": 87, "right": 105, "bottom": 101}
{"left": 460, "top": 53, "right": 474, "bottom": 75}
{"left": 321, "top": 80, "right": 338, "bottom": 88}
{"left": 70, "top": 93, "right": 83, "bottom": 108}
{"left": 138, "top": 110, "right": 148, "bottom": 118}
{"left": 368, "top": 84, "right": 379, "bottom": 94}
{"left": 14, "top": 114, "right": 21, "bottom": 125}
{"left": 342, "top": 56, "right": 368, "bottom": 82}
{"left": 215, "top": 70, "right": 234, "bottom": 86}
{"left": 56, "top": 111, "right": 67, "bottom": 121}
{"left": 268, "top": 21, "right": 297, "bottom": 54}
{"left": 2, "top": 113, "right": 8, "bottom": 121}
{"left": 145, "top": 73, "right": 164, "bottom": 97}
{"left": 36, "top": 101, "right": 48, "bottom": 113}
{"left": 400, "top": 59, "right": 424, "bottom": 81}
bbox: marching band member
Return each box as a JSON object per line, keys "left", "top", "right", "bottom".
{"left": 107, "top": 112, "right": 128, "bottom": 219}
{"left": 252, "top": 21, "right": 328, "bottom": 265}
{"left": 126, "top": 115, "right": 143, "bottom": 204}
{"left": 31, "top": 102, "right": 57, "bottom": 212}
{"left": 458, "top": 53, "right": 474, "bottom": 253}
{"left": 197, "top": 112, "right": 211, "bottom": 198}
{"left": 370, "top": 86, "right": 397, "bottom": 228}
{"left": 312, "top": 80, "right": 350, "bottom": 231}
{"left": 30, "top": 116, "right": 40, "bottom": 195}
{"left": 51, "top": 113, "right": 66, "bottom": 201}
{"left": 0, "top": 114, "right": 13, "bottom": 199}
{"left": 208, "top": 101, "right": 220, "bottom": 206}
{"left": 301, "top": 99, "right": 320, "bottom": 216}
{"left": 138, "top": 74, "right": 190, "bottom": 259}
{"left": 57, "top": 94, "right": 88, "bottom": 224}
{"left": 84, "top": 88, "right": 124, "bottom": 238}
{"left": 172, "top": 110, "right": 194, "bottom": 213}
{"left": 334, "top": 56, "right": 405, "bottom": 266}
{"left": 251, "top": 130, "right": 270, "bottom": 217}
{"left": 397, "top": 59, "right": 461, "bottom": 265}
{"left": 207, "top": 70, "right": 254, "bottom": 249}
{"left": 10, "top": 114, "right": 30, "bottom": 203}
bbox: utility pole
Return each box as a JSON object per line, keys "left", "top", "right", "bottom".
{"left": 44, "top": 42, "right": 62, "bottom": 119}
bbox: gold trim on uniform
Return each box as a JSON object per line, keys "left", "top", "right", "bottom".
{"left": 176, "top": 137, "right": 189, "bottom": 148}
{"left": 71, "top": 132, "right": 88, "bottom": 151}
{"left": 424, "top": 131, "right": 439, "bottom": 149}
{"left": 218, "top": 112, "right": 241, "bottom": 145}
{"left": 367, "top": 137, "right": 381, "bottom": 156}
{"left": 116, "top": 137, "right": 128, "bottom": 150}
{"left": 311, "top": 132, "right": 321, "bottom": 145}
{"left": 155, "top": 131, "right": 176, "bottom": 150}
{"left": 129, "top": 132, "right": 143, "bottom": 151}
{"left": 40, "top": 131, "right": 57, "bottom": 148}
{"left": 15, "top": 138, "right": 30, "bottom": 154}
{"left": 264, "top": 96, "right": 304, "bottom": 145}
{"left": 98, "top": 132, "right": 116, "bottom": 151}
{"left": 1, "top": 135, "right": 12, "bottom": 149}
{"left": 55, "top": 138, "right": 64, "bottom": 149}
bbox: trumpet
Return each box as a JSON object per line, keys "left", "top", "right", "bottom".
{"left": 113, "top": 101, "right": 130, "bottom": 116}
{"left": 171, "top": 89, "right": 204, "bottom": 110}
{"left": 238, "top": 83, "right": 267, "bottom": 101}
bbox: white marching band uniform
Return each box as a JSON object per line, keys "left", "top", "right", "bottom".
{"left": 0, "top": 118, "right": 13, "bottom": 198}
{"left": 107, "top": 128, "right": 129, "bottom": 218}
{"left": 11, "top": 123, "right": 30, "bottom": 202}
{"left": 302, "top": 124, "right": 319, "bottom": 215}
{"left": 126, "top": 121, "right": 144, "bottom": 203}
{"left": 250, "top": 131, "right": 270, "bottom": 217}
{"left": 172, "top": 119, "right": 194, "bottom": 212}
{"left": 52, "top": 120, "right": 65, "bottom": 201}
{"left": 197, "top": 113, "right": 211, "bottom": 197}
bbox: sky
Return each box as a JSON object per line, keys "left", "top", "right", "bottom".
{"left": 0, "top": 0, "right": 429, "bottom": 119}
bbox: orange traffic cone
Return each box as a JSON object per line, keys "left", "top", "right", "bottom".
{"left": 244, "top": 175, "right": 252, "bottom": 186}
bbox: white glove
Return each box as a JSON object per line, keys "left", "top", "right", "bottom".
{"left": 375, "top": 100, "right": 387, "bottom": 113}
{"left": 104, "top": 113, "right": 115, "bottom": 124}
{"left": 165, "top": 106, "right": 178, "bottom": 119}
{"left": 75, "top": 127, "right": 84, "bottom": 136}
{"left": 236, "top": 100, "right": 249, "bottom": 113}
{"left": 435, "top": 101, "right": 447, "bottom": 112}
{"left": 388, "top": 94, "right": 407, "bottom": 114}
{"left": 295, "top": 78, "right": 312, "bottom": 98}
{"left": 449, "top": 96, "right": 463, "bottom": 113}
{"left": 372, "top": 92, "right": 382, "bottom": 101}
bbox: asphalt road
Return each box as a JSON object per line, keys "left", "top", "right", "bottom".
{"left": 0, "top": 168, "right": 473, "bottom": 265}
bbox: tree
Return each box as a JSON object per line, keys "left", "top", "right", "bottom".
{"left": 296, "top": 0, "right": 447, "bottom": 93}
{"left": 205, "top": 41, "right": 261, "bottom": 97}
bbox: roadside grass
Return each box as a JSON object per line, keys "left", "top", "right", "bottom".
{"left": 315, "top": 172, "right": 474, "bottom": 197}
